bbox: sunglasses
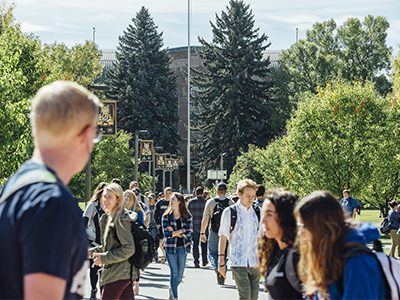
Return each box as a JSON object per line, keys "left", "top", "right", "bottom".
{"left": 79, "top": 125, "right": 103, "bottom": 144}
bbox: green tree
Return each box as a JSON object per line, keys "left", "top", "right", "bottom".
{"left": 106, "top": 7, "right": 180, "bottom": 154}
{"left": 69, "top": 131, "right": 153, "bottom": 201}
{"left": 229, "top": 145, "right": 264, "bottom": 186}
{"left": 392, "top": 47, "right": 400, "bottom": 97}
{"left": 277, "top": 15, "right": 392, "bottom": 101}
{"left": 191, "top": 0, "right": 278, "bottom": 183}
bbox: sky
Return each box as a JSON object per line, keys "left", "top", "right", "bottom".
{"left": 13, "top": 0, "right": 400, "bottom": 52}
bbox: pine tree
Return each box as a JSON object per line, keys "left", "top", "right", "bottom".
{"left": 191, "top": 0, "right": 277, "bottom": 182}
{"left": 106, "top": 7, "right": 180, "bottom": 154}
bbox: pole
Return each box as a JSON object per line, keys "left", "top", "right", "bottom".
{"left": 187, "top": 0, "right": 191, "bottom": 196}
{"left": 163, "top": 170, "right": 165, "bottom": 191}
{"left": 296, "top": 28, "right": 298, "bottom": 43}
{"left": 152, "top": 151, "right": 156, "bottom": 193}
{"left": 135, "top": 130, "right": 138, "bottom": 182}
{"left": 93, "top": 27, "right": 96, "bottom": 43}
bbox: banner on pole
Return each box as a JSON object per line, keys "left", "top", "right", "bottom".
{"left": 155, "top": 154, "right": 166, "bottom": 170}
{"left": 166, "top": 158, "right": 174, "bottom": 171}
{"left": 178, "top": 156, "right": 184, "bottom": 166}
{"left": 140, "top": 140, "right": 153, "bottom": 162}
{"left": 173, "top": 159, "right": 179, "bottom": 170}
{"left": 98, "top": 100, "right": 117, "bottom": 135}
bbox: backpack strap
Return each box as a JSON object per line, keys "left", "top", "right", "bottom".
{"left": 285, "top": 248, "right": 302, "bottom": 294}
{"left": 229, "top": 205, "right": 237, "bottom": 233}
{"left": 0, "top": 169, "right": 59, "bottom": 206}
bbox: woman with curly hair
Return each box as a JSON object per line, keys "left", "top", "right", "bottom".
{"left": 295, "top": 191, "right": 385, "bottom": 299}
{"left": 258, "top": 188, "right": 302, "bottom": 300}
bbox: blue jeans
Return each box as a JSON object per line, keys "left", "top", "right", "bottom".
{"left": 208, "top": 230, "right": 220, "bottom": 270}
{"left": 165, "top": 245, "right": 187, "bottom": 299}
{"left": 192, "top": 230, "right": 208, "bottom": 265}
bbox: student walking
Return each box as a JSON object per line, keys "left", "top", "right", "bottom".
{"left": 155, "top": 187, "right": 173, "bottom": 263}
{"left": 258, "top": 189, "right": 302, "bottom": 300}
{"left": 218, "top": 179, "right": 262, "bottom": 300}
{"left": 162, "top": 192, "right": 193, "bottom": 300}
{"left": 295, "top": 191, "right": 386, "bottom": 299}
{"left": 388, "top": 200, "right": 400, "bottom": 257}
{"left": 90, "top": 183, "right": 139, "bottom": 300}
{"left": 83, "top": 182, "right": 108, "bottom": 299}
{"left": 0, "top": 81, "right": 101, "bottom": 299}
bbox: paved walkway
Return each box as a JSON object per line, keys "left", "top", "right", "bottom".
{"left": 84, "top": 251, "right": 268, "bottom": 300}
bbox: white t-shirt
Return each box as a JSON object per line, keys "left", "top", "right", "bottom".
{"left": 219, "top": 201, "right": 262, "bottom": 268}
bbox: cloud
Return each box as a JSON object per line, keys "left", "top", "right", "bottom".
{"left": 20, "top": 22, "right": 53, "bottom": 32}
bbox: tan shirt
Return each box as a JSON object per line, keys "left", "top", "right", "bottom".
{"left": 203, "top": 195, "right": 234, "bottom": 220}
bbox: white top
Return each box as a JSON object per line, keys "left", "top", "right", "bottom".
{"left": 219, "top": 201, "right": 261, "bottom": 268}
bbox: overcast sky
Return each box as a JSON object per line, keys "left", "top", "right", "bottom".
{"left": 14, "top": 0, "right": 400, "bottom": 52}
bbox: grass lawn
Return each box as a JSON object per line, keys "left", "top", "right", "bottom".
{"left": 355, "top": 208, "right": 391, "bottom": 255}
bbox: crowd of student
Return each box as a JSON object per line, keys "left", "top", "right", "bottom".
{"left": 0, "top": 81, "right": 399, "bottom": 300}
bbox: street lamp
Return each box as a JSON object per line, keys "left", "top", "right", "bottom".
{"left": 163, "top": 153, "right": 171, "bottom": 191}
{"left": 171, "top": 154, "right": 177, "bottom": 188}
{"left": 135, "top": 130, "right": 149, "bottom": 182}
{"left": 153, "top": 146, "right": 163, "bottom": 192}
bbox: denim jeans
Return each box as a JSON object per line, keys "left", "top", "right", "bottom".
{"left": 165, "top": 245, "right": 187, "bottom": 299}
{"left": 231, "top": 266, "right": 260, "bottom": 300}
{"left": 192, "top": 230, "right": 208, "bottom": 265}
{"left": 208, "top": 230, "right": 227, "bottom": 271}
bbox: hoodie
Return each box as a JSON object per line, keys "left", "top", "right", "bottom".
{"left": 321, "top": 223, "right": 385, "bottom": 300}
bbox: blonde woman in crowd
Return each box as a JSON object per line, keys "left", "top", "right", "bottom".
{"left": 89, "top": 183, "right": 139, "bottom": 300}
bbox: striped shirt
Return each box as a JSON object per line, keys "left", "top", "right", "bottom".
{"left": 162, "top": 212, "right": 193, "bottom": 254}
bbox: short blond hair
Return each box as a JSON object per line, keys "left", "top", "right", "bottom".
{"left": 30, "top": 81, "right": 101, "bottom": 148}
{"left": 237, "top": 179, "right": 258, "bottom": 194}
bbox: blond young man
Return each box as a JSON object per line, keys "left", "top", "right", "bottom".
{"left": 0, "top": 81, "right": 102, "bottom": 299}
{"left": 218, "top": 179, "right": 262, "bottom": 300}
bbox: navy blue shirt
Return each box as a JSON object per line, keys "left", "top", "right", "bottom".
{"left": 389, "top": 210, "right": 400, "bottom": 230}
{"left": 0, "top": 160, "right": 88, "bottom": 299}
{"left": 340, "top": 197, "right": 357, "bottom": 217}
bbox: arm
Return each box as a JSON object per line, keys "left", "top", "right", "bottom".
{"left": 181, "top": 215, "right": 193, "bottom": 239}
{"left": 218, "top": 234, "right": 228, "bottom": 279}
{"left": 154, "top": 200, "right": 161, "bottom": 228}
{"left": 162, "top": 214, "right": 174, "bottom": 238}
{"left": 200, "top": 218, "right": 209, "bottom": 243}
{"left": 24, "top": 273, "right": 66, "bottom": 300}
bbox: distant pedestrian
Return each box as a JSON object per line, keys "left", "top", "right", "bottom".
{"left": 132, "top": 188, "right": 149, "bottom": 226}
{"left": 162, "top": 192, "right": 193, "bottom": 300}
{"left": 218, "top": 179, "right": 262, "bottom": 300}
{"left": 83, "top": 182, "right": 108, "bottom": 299}
{"left": 178, "top": 184, "right": 185, "bottom": 194}
{"left": 148, "top": 193, "right": 159, "bottom": 261}
{"left": 255, "top": 184, "right": 265, "bottom": 207}
{"left": 203, "top": 190, "right": 211, "bottom": 200}
{"left": 89, "top": 183, "right": 138, "bottom": 300}
{"left": 340, "top": 189, "right": 357, "bottom": 218}
{"left": 155, "top": 187, "right": 173, "bottom": 263}
{"left": 0, "top": 81, "right": 102, "bottom": 299}
{"left": 388, "top": 200, "right": 400, "bottom": 257}
{"left": 187, "top": 187, "right": 208, "bottom": 268}
{"left": 200, "top": 182, "right": 234, "bottom": 285}
{"left": 258, "top": 189, "right": 302, "bottom": 300}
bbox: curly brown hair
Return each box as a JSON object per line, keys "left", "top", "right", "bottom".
{"left": 258, "top": 188, "right": 299, "bottom": 275}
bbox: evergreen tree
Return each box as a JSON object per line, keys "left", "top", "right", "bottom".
{"left": 190, "top": 0, "right": 277, "bottom": 182}
{"left": 106, "top": 7, "right": 180, "bottom": 154}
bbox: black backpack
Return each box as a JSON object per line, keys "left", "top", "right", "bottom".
{"left": 380, "top": 217, "right": 393, "bottom": 235}
{"left": 211, "top": 198, "right": 231, "bottom": 233}
{"left": 114, "top": 217, "right": 155, "bottom": 272}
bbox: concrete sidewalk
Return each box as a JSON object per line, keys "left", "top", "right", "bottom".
{"left": 84, "top": 253, "right": 268, "bottom": 300}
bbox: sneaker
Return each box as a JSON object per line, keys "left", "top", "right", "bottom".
{"left": 216, "top": 270, "right": 225, "bottom": 285}
{"left": 90, "top": 289, "right": 97, "bottom": 300}
{"left": 194, "top": 264, "right": 200, "bottom": 268}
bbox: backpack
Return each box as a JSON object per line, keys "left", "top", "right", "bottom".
{"left": 229, "top": 203, "right": 261, "bottom": 233}
{"left": 211, "top": 198, "right": 231, "bottom": 233}
{"left": 0, "top": 169, "right": 59, "bottom": 206}
{"left": 114, "top": 218, "right": 155, "bottom": 272}
{"left": 340, "top": 241, "right": 400, "bottom": 299}
{"left": 380, "top": 217, "right": 393, "bottom": 235}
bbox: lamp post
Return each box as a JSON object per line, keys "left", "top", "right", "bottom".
{"left": 135, "top": 130, "right": 149, "bottom": 182}
{"left": 163, "top": 153, "right": 171, "bottom": 191}
{"left": 187, "top": 0, "right": 191, "bottom": 198}
{"left": 171, "top": 154, "right": 177, "bottom": 189}
{"left": 220, "top": 152, "right": 227, "bottom": 183}
{"left": 153, "top": 146, "right": 163, "bottom": 192}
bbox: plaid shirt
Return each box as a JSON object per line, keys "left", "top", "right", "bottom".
{"left": 162, "top": 212, "right": 193, "bottom": 254}
{"left": 187, "top": 196, "right": 206, "bottom": 231}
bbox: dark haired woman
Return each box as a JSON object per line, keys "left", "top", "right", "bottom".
{"left": 162, "top": 192, "right": 193, "bottom": 300}
{"left": 83, "top": 182, "right": 107, "bottom": 299}
{"left": 295, "top": 191, "right": 385, "bottom": 299}
{"left": 258, "top": 188, "right": 302, "bottom": 300}
{"left": 388, "top": 200, "right": 400, "bottom": 257}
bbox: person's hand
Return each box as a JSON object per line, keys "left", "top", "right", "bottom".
{"left": 218, "top": 264, "right": 226, "bottom": 279}
{"left": 87, "top": 250, "right": 92, "bottom": 258}
{"left": 93, "top": 253, "right": 103, "bottom": 267}
{"left": 200, "top": 234, "right": 207, "bottom": 243}
{"left": 167, "top": 226, "right": 173, "bottom": 232}
{"left": 157, "top": 225, "right": 160, "bottom": 229}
